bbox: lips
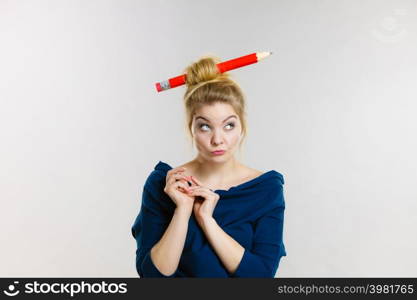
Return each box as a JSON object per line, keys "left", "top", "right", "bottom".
{"left": 212, "top": 150, "right": 225, "bottom": 155}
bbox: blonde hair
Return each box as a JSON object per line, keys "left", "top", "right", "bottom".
{"left": 182, "top": 55, "right": 248, "bottom": 155}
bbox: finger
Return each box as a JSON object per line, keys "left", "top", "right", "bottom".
{"left": 193, "top": 189, "right": 217, "bottom": 200}
{"left": 167, "top": 167, "right": 186, "bottom": 176}
{"left": 166, "top": 172, "right": 186, "bottom": 185}
{"left": 188, "top": 185, "right": 201, "bottom": 190}
{"left": 189, "top": 188, "right": 210, "bottom": 198}
{"left": 178, "top": 175, "right": 194, "bottom": 187}
{"left": 177, "top": 176, "right": 194, "bottom": 187}
{"left": 182, "top": 175, "right": 197, "bottom": 187}
{"left": 173, "top": 181, "right": 192, "bottom": 193}
{"left": 169, "top": 170, "right": 186, "bottom": 178}
{"left": 167, "top": 172, "right": 189, "bottom": 185}
{"left": 172, "top": 174, "right": 191, "bottom": 183}
{"left": 190, "top": 175, "right": 203, "bottom": 186}
{"left": 190, "top": 186, "right": 212, "bottom": 193}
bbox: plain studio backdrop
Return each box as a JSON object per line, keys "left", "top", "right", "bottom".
{"left": 1, "top": 0, "right": 416, "bottom": 277}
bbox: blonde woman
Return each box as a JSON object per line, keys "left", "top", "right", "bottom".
{"left": 131, "top": 55, "right": 287, "bottom": 277}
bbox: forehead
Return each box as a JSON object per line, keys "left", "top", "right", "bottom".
{"left": 193, "top": 102, "right": 237, "bottom": 122}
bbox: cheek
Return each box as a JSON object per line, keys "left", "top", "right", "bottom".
{"left": 194, "top": 134, "right": 206, "bottom": 143}
{"left": 228, "top": 132, "right": 241, "bottom": 145}
{"left": 193, "top": 135, "right": 208, "bottom": 150}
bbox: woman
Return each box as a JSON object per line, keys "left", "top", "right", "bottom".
{"left": 131, "top": 55, "right": 287, "bottom": 277}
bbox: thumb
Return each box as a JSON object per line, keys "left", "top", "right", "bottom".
{"left": 193, "top": 201, "right": 200, "bottom": 212}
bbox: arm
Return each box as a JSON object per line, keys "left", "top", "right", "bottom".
{"left": 132, "top": 187, "right": 192, "bottom": 277}
{"left": 200, "top": 205, "right": 286, "bottom": 278}
{"left": 231, "top": 205, "right": 286, "bottom": 277}
{"left": 199, "top": 217, "right": 245, "bottom": 275}
{"left": 150, "top": 206, "right": 192, "bottom": 276}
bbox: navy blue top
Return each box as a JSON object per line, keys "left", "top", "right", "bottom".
{"left": 131, "top": 161, "right": 287, "bottom": 278}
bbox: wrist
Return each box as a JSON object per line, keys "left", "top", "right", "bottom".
{"left": 175, "top": 206, "right": 192, "bottom": 216}
{"left": 199, "top": 215, "right": 216, "bottom": 230}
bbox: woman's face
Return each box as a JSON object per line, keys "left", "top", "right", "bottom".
{"left": 191, "top": 102, "right": 242, "bottom": 161}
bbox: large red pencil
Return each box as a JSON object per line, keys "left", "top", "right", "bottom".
{"left": 155, "top": 51, "right": 272, "bottom": 92}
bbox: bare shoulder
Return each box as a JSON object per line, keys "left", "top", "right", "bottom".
{"left": 241, "top": 165, "right": 264, "bottom": 181}
{"left": 175, "top": 161, "right": 194, "bottom": 170}
{"left": 173, "top": 161, "right": 196, "bottom": 175}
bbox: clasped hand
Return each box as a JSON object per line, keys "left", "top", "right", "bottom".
{"left": 180, "top": 175, "right": 220, "bottom": 224}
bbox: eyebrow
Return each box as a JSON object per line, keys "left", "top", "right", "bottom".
{"left": 195, "top": 115, "right": 237, "bottom": 123}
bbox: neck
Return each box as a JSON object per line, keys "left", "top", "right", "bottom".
{"left": 192, "top": 155, "right": 240, "bottom": 183}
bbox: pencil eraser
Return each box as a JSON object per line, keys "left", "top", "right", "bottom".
{"left": 155, "top": 82, "right": 162, "bottom": 92}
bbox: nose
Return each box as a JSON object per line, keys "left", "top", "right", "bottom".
{"left": 211, "top": 129, "right": 224, "bottom": 146}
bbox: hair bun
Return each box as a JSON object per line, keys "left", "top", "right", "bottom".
{"left": 184, "top": 55, "right": 229, "bottom": 87}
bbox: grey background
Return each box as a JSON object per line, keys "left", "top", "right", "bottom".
{"left": 1, "top": 0, "right": 416, "bottom": 277}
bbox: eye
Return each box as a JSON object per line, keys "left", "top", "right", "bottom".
{"left": 197, "top": 122, "right": 235, "bottom": 132}
{"left": 198, "top": 123, "right": 210, "bottom": 131}
{"left": 225, "top": 122, "right": 235, "bottom": 130}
